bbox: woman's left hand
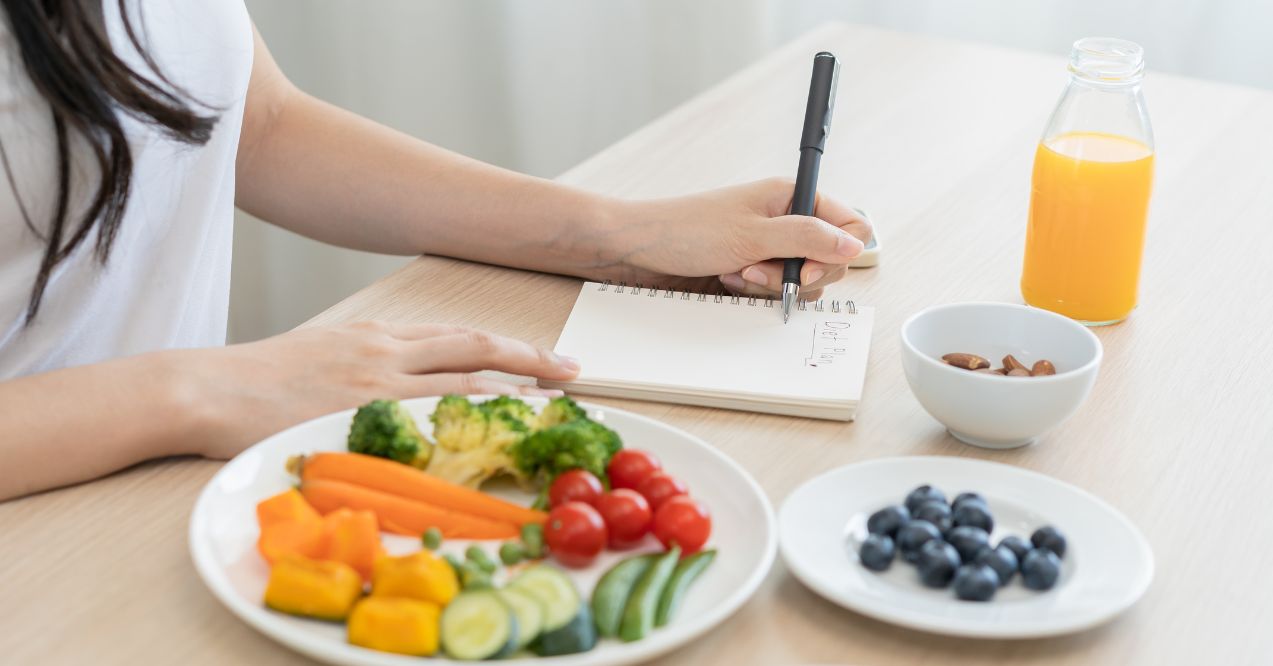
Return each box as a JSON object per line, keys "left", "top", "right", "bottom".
{"left": 602, "top": 178, "right": 873, "bottom": 300}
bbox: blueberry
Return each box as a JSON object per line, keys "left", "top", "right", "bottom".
{"left": 912, "top": 500, "right": 953, "bottom": 533}
{"left": 951, "top": 492, "right": 986, "bottom": 511}
{"left": 946, "top": 526, "right": 991, "bottom": 563}
{"left": 974, "top": 545, "right": 1019, "bottom": 586}
{"left": 1031, "top": 526, "right": 1067, "bottom": 559}
{"left": 915, "top": 540, "right": 961, "bottom": 588}
{"left": 953, "top": 563, "right": 999, "bottom": 601}
{"left": 1021, "top": 549, "right": 1062, "bottom": 590}
{"left": 896, "top": 520, "right": 942, "bottom": 563}
{"left": 866, "top": 505, "right": 910, "bottom": 538}
{"left": 904, "top": 484, "right": 946, "bottom": 515}
{"left": 951, "top": 501, "right": 994, "bottom": 533}
{"left": 858, "top": 534, "right": 896, "bottom": 571}
{"left": 997, "top": 535, "right": 1032, "bottom": 565}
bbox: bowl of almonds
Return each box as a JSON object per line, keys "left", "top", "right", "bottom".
{"left": 900, "top": 302, "right": 1102, "bottom": 449}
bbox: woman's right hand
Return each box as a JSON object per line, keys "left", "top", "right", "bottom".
{"left": 180, "top": 320, "right": 579, "bottom": 460}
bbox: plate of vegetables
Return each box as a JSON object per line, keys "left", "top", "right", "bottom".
{"left": 189, "top": 395, "right": 775, "bottom": 665}
{"left": 778, "top": 456, "right": 1153, "bottom": 638}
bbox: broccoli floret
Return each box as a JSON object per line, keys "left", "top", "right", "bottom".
{"left": 536, "top": 396, "right": 588, "bottom": 429}
{"left": 347, "top": 399, "right": 433, "bottom": 467}
{"left": 510, "top": 419, "right": 623, "bottom": 507}
{"left": 431, "top": 395, "right": 489, "bottom": 452}
{"left": 478, "top": 396, "right": 537, "bottom": 425}
{"left": 426, "top": 395, "right": 534, "bottom": 488}
{"left": 486, "top": 411, "right": 531, "bottom": 452}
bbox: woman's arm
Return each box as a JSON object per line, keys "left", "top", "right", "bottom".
{"left": 0, "top": 351, "right": 202, "bottom": 499}
{"left": 235, "top": 28, "right": 616, "bottom": 272}
{"left": 235, "top": 28, "right": 872, "bottom": 299}
{"left": 0, "top": 321, "right": 577, "bottom": 501}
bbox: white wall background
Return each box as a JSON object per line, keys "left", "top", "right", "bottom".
{"left": 231, "top": 0, "right": 1273, "bottom": 343}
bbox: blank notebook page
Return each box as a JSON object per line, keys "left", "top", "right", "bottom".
{"left": 543, "top": 282, "right": 874, "bottom": 420}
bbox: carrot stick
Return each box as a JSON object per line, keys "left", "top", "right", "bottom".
{"left": 297, "top": 452, "right": 546, "bottom": 527}
{"left": 300, "top": 478, "right": 520, "bottom": 540}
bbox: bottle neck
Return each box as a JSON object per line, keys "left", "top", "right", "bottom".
{"left": 1068, "top": 71, "right": 1143, "bottom": 91}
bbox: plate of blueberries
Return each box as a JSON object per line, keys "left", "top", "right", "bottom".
{"left": 777, "top": 456, "right": 1153, "bottom": 638}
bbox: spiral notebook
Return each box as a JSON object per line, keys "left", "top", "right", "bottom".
{"left": 541, "top": 282, "right": 875, "bottom": 421}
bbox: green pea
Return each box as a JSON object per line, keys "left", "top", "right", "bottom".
{"left": 499, "top": 542, "right": 527, "bottom": 566}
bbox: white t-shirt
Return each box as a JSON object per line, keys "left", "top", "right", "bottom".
{"left": 0, "top": 1, "right": 252, "bottom": 379}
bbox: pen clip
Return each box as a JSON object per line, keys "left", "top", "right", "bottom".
{"left": 825, "top": 57, "right": 839, "bottom": 139}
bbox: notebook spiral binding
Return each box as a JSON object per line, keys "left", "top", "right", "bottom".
{"left": 596, "top": 281, "right": 857, "bottom": 315}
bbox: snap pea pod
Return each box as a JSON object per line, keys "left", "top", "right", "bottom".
{"left": 618, "top": 546, "right": 681, "bottom": 642}
{"left": 591, "top": 554, "right": 657, "bottom": 637}
{"left": 654, "top": 549, "right": 716, "bottom": 626}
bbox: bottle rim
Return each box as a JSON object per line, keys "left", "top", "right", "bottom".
{"left": 1068, "top": 37, "right": 1144, "bottom": 84}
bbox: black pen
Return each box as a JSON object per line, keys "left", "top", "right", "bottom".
{"left": 782, "top": 51, "right": 839, "bottom": 323}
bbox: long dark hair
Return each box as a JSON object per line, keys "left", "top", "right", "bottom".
{"left": 1, "top": 0, "right": 218, "bottom": 323}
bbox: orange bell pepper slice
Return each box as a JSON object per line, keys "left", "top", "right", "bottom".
{"left": 320, "top": 508, "right": 382, "bottom": 581}
{"left": 257, "top": 488, "right": 322, "bottom": 528}
{"left": 256, "top": 488, "right": 324, "bottom": 564}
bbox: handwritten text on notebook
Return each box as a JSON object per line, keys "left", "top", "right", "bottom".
{"left": 806, "top": 321, "right": 856, "bottom": 367}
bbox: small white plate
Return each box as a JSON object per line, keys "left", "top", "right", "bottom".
{"left": 190, "top": 396, "right": 776, "bottom": 665}
{"left": 778, "top": 456, "right": 1152, "bottom": 638}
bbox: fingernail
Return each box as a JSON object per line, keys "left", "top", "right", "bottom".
{"left": 542, "top": 388, "right": 566, "bottom": 397}
{"left": 720, "top": 273, "right": 745, "bottom": 291}
{"left": 806, "top": 268, "right": 824, "bottom": 284}
{"left": 741, "top": 266, "right": 768, "bottom": 287}
{"left": 555, "top": 354, "right": 581, "bottom": 372}
{"left": 836, "top": 233, "right": 864, "bottom": 257}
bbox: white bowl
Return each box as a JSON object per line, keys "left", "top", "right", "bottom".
{"left": 900, "top": 302, "right": 1102, "bottom": 449}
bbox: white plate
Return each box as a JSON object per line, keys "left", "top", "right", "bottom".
{"left": 778, "top": 456, "right": 1152, "bottom": 638}
{"left": 190, "top": 396, "right": 775, "bottom": 665}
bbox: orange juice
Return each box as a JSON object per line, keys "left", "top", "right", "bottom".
{"left": 1021, "top": 131, "right": 1154, "bottom": 324}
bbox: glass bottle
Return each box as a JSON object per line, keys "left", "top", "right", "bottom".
{"left": 1021, "top": 37, "right": 1155, "bottom": 325}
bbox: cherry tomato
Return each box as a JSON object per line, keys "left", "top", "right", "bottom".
{"left": 548, "top": 469, "right": 603, "bottom": 508}
{"left": 544, "top": 501, "right": 607, "bottom": 568}
{"left": 608, "top": 449, "right": 662, "bottom": 491}
{"left": 652, "top": 495, "right": 711, "bottom": 554}
{"left": 594, "top": 489, "right": 653, "bottom": 549}
{"left": 635, "top": 472, "right": 688, "bottom": 511}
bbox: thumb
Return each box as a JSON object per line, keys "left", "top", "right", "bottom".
{"left": 753, "top": 215, "right": 865, "bottom": 264}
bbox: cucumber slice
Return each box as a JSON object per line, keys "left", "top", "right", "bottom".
{"left": 533, "top": 603, "right": 598, "bottom": 656}
{"left": 592, "top": 554, "right": 657, "bottom": 637}
{"left": 507, "top": 565, "right": 580, "bottom": 633}
{"left": 440, "top": 590, "right": 518, "bottom": 661}
{"left": 655, "top": 549, "right": 716, "bottom": 626}
{"left": 497, "top": 588, "right": 544, "bottom": 649}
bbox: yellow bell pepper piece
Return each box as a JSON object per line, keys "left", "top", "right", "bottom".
{"left": 263, "top": 555, "right": 362, "bottom": 621}
{"left": 347, "top": 597, "right": 440, "bottom": 656}
{"left": 371, "top": 551, "right": 459, "bottom": 606}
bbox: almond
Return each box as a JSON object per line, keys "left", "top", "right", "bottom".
{"left": 1002, "top": 355, "right": 1028, "bottom": 373}
{"left": 1007, "top": 368, "right": 1031, "bottom": 377}
{"left": 1031, "top": 360, "right": 1056, "bottom": 376}
{"left": 942, "top": 353, "right": 990, "bottom": 370}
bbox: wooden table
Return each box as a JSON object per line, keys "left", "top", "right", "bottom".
{"left": 5, "top": 22, "right": 1272, "bottom": 665}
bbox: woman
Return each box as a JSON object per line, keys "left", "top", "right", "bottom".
{"left": 0, "top": 2, "right": 871, "bottom": 500}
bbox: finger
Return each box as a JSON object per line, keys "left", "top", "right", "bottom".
{"left": 718, "top": 273, "right": 824, "bottom": 301}
{"left": 748, "top": 214, "right": 865, "bottom": 265}
{"left": 344, "top": 320, "right": 471, "bottom": 341}
{"left": 812, "top": 193, "right": 874, "bottom": 245}
{"left": 734, "top": 260, "right": 846, "bottom": 292}
{"left": 384, "top": 322, "right": 470, "bottom": 340}
{"left": 398, "top": 373, "right": 565, "bottom": 398}
{"left": 402, "top": 331, "right": 580, "bottom": 380}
